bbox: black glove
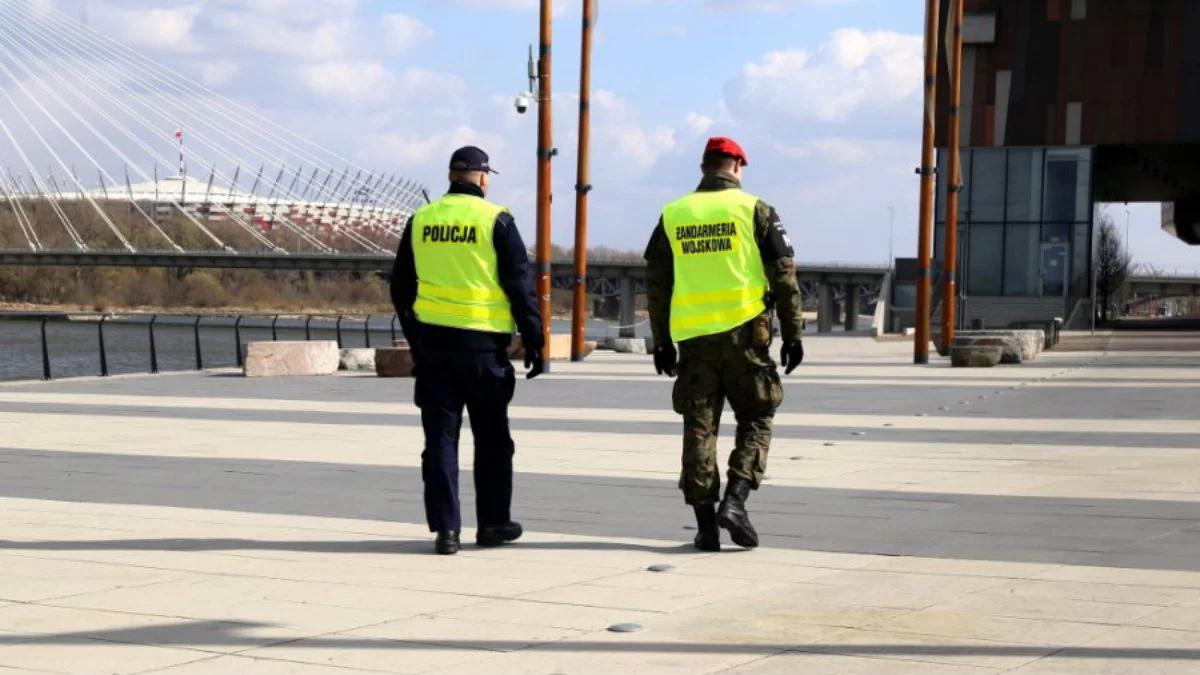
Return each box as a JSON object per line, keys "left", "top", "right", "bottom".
{"left": 781, "top": 340, "right": 804, "bottom": 375}
{"left": 522, "top": 333, "right": 545, "bottom": 380}
{"left": 653, "top": 342, "right": 678, "bottom": 378}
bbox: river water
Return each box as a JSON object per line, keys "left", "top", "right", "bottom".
{"left": 0, "top": 314, "right": 649, "bottom": 382}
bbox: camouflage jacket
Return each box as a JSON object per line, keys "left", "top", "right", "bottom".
{"left": 643, "top": 172, "right": 804, "bottom": 347}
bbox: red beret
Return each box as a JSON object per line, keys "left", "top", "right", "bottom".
{"left": 704, "top": 137, "right": 748, "bottom": 166}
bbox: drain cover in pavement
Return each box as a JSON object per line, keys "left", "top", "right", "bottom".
{"left": 608, "top": 623, "right": 643, "bottom": 633}
{"left": 647, "top": 564, "right": 674, "bottom": 573}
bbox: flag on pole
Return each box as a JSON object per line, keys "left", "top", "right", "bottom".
{"left": 174, "top": 129, "right": 183, "bottom": 140}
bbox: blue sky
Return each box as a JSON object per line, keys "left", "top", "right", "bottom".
{"left": 34, "top": 1, "right": 1200, "bottom": 270}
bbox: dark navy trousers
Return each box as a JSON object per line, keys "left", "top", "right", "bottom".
{"left": 415, "top": 349, "right": 516, "bottom": 533}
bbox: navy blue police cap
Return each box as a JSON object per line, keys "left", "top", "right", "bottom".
{"left": 449, "top": 146, "right": 498, "bottom": 174}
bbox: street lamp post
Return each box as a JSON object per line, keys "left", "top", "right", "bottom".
{"left": 535, "top": 0, "right": 554, "bottom": 368}
{"left": 1124, "top": 205, "right": 1131, "bottom": 261}
{"left": 887, "top": 203, "right": 895, "bottom": 269}
{"left": 913, "top": 0, "right": 941, "bottom": 365}
{"left": 940, "top": 0, "right": 965, "bottom": 354}
{"left": 570, "top": 0, "right": 597, "bottom": 362}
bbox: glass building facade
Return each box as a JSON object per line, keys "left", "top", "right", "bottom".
{"left": 934, "top": 146, "right": 1094, "bottom": 323}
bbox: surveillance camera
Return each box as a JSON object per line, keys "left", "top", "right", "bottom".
{"left": 514, "top": 92, "right": 533, "bottom": 114}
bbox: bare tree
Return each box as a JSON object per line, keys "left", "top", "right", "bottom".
{"left": 1096, "top": 211, "right": 1131, "bottom": 323}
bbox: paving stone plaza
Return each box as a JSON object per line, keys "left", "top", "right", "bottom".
{"left": 0, "top": 335, "right": 1198, "bottom": 674}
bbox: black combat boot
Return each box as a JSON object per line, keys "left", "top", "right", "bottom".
{"left": 692, "top": 503, "right": 720, "bottom": 552}
{"left": 435, "top": 530, "right": 460, "bottom": 555}
{"left": 717, "top": 478, "right": 759, "bottom": 548}
{"left": 476, "top": 521, "right": 523, "bottom": 547}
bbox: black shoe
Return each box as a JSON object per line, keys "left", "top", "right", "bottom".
{"left": 435, "top": 530, "right": 460, "bottom": 555}
{"left": 692, "top": 503, "right": 720, "bottom": 552}
{"left": 717, "top": 478, "right": 759, "bottom": 548}
{"left": 476, "top": 521, "right": 523, "bottom": 547}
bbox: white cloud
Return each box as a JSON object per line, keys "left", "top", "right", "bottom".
{"left": 299, "top": 62, "right": 465, "bottom": 105}
{"left": 300, "top": 61, "right": 389, "bottom": 100}
{"left": 438, "top": 0, "right": 569, "bottom": 16}
{"left": 200, "top": 60, "right": 239, "bottom": 87}
{"left": 591, "top": 89, "right": 633, "bottom": 121}
{"left": 208, "top": 12, "right": 354, "bottom": 60}
{"left": 684, "top": 112, "right": 715, "bottom": 136}
{"left": 381, "top": 13, "right": 433, "bottom": 51}
{"left": 771, "top": 136, "right": 913, "bottom": 166}
{"left": 728, "top": 28, "right": 922, "bottom": 126}
{"left": 704, "top": 0, "right": 856, "bottom": 10}
{"left": 607, "top": 125, "right": 676, "bottom": 172}
{"left": 91, "top": 2, "right": 202, "bottom": 53}
{"left": 374, "top": 125, "right": 506, "bottom": 167}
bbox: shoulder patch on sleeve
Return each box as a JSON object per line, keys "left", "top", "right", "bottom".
{"left": 761, "top": 207, "right": 795, "bottom": 260}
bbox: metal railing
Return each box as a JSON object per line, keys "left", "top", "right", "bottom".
{"left": 19, "top": 311, "right": 400, "bottom": 381}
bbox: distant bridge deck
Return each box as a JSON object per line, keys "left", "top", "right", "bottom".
{"left": 0, "top": 249, "right": 890, "bottom": 284}
{"left": 1127, "top": 274, "right": 1200, "bottom": 297}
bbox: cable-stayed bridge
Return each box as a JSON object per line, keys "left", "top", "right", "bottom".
{"left": 0, "top": 1, "right": 425, "bottom": 268}
{"left": 0, "top": 1, "right": 890, "bottom": 326}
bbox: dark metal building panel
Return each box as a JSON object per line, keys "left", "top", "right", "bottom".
{"left": 1179, "top": 0, "right": 1200, "bottom": 141}
{"left": 942, "top": 0, "right": 1189, "bottom": 147}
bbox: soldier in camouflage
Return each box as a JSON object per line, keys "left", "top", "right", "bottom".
{"left": 644, "top": 137, "right": 805, "bottom": 551}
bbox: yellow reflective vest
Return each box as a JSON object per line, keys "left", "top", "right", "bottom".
{"left": 411, "top": 194, "right": 517, "bottom": 334}
{"left": 663, "top": 189, "right": 768, "bottom": 342}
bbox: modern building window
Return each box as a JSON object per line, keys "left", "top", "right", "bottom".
{"left": 893, "top": 283, "right": 916, "bottom": 309}
{"left": 1006, "top": 148, "right": 1043, "bottom": 222}
{"left": 1042, "top": 222, "right": 1070, "bottom": 244}
{"left": 1004, "top": 223, "right": 1041, "bottom": 297}
{"left": 935, "top": 146, "right": 1093, "bottom": 301}
{"left": 1071, "top": 222, "right": 1091, "bottom": 295}
{"left": 970, "top": 149, "right": 1006, "bottom": 221}
{"left": 1044, "top": 149, "right": 1091, "bottom": 222}
{"left": 967, "top": 223, "right": 1004, "bottom": 295}
{"left": 935, "top": 149, "right": 971, "bottom": 223}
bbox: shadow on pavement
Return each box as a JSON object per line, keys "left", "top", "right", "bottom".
{"left": 0, "top": 538, "right": 699, "bottom": 556}
{"left": 4, "top": 400, "right": 1198, "bottom": 448}
{"left": 0, "top": 620, "right": 1197, "bottom": 661}
{"left": 3, "top": 447, "right": 1200, "bottom": 571}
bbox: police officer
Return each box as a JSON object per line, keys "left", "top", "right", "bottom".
{"left": 644, "top": 137, "right": 804, "bottom": 552}
{"left": 390, "top": 146, "right": 544, "bottom": 555}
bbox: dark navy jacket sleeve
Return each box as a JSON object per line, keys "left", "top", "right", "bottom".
{"left": 389, "top": 217, "right": 421, "bottom": 346}
{"left": 493, "top": 212, "right": 544, "bottom": 348}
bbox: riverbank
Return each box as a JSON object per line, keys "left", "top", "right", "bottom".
{"left": 0, "top": 302, "right": 392, "bottom": 317}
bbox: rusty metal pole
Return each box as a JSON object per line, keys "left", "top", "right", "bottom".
{"left": 570, "top": 0, "right": 596, "bottom": 361}
{"left": 941, "top": 0, "right": 965, "bottom": 354}
{"left": 914, "top": 0, "right": 940, "bottom": 364}
{"left": 535, "top": 0, "right": 555, "bottom": 367}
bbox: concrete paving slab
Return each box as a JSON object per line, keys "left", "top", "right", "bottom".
{"left": 724, "top": 651, "right": 1002, "bottom": 674}
{"left": 149, "top": 654, "right": 385, "bottom": 674}
{"left": 0, "top": 337, "right": 1198, "bottom": 672}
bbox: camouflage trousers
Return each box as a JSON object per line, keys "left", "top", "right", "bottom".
{"left": 672, "top": 325, "right": 785, "bottom": 506}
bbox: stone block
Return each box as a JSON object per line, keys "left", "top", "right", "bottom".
{"left": 243, "top": 341, "right": 340, "bottom": 378}
{"left": 956, "top": 330, "right": 1043, "bottom": 361}
{"left": 375, "top": 347, "right": 415, "bottom": 378}
{"left": 953, "top": 335, "right": 1022, "bottom": 365}
{"left": 338, "top": 348, "right": 376, "bottom": 371}
{"left": 950, "top": 345, "right": 1003, "bottom": 368}
{"left": 545, "top": 334, "right": 598, "bottom": 360}
{"left": 608, "top": 337, "right": 648, "bottom": 355}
